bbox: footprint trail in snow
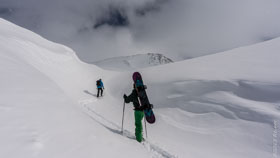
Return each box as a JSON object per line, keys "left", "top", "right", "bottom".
{"left": 78, "top": 98, "right": 177, "bottom": 158}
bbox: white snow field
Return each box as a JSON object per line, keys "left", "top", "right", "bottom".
{"left": 1, "top": 18, "right": 280, "bottom": 158}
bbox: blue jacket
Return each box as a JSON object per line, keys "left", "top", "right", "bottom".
{"left": 97, "top": 80, "right": 104, "bottom": 89}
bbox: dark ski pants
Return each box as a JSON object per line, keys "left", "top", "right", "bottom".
{"left": 97, "top": 88, "right": 103, "bottom": 97}
{"left": 134, "top": 110, "right": 144, "bottom": 142}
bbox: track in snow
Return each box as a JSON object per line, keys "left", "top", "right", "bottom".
{"left": 78, "top": 98, "right": 177, "bottom": 158}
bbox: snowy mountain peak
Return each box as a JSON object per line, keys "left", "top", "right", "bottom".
{"left": 147, "top": 53, "right": 173, "bottom": 65}
{"left": 93, "top": 53, "right": 173, "bottom": 71}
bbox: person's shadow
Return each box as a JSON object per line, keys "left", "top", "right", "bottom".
{"left": 84, "top": 90, "right": 97, "bottom": 97}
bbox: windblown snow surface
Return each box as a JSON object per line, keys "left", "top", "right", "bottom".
{"left": 0, "top": 18, "right": 280, "bottom": 158}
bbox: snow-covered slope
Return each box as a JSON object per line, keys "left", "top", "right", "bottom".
{"left": 94, "top": 53, "right": 173, "bottom": 71}
{"left": 1, "top": 18, "right": 280, "bottom": 158}
{"left": 108, "top": 37, "right": 280, "bottom": 157}
{"left": 0, "top": 18, "right": 156, "bottom": 158}
{"left": 142, "top": 38, "right": 280, "bottom": 157}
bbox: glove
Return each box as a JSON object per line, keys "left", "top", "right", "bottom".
{"left": 123, "top": 94, "right": 127, "bottom": 99}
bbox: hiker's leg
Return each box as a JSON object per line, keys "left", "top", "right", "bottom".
{"left": 134, "top": 110, "right": 144, "bottom": 142}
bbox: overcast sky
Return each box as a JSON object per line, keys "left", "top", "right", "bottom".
{"left": 1, "top": 0, "right": 280, "bottom": 62}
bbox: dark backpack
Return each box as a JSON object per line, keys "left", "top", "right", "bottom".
{"left": 96, "top": 80, "right": 101, "bottom": 87}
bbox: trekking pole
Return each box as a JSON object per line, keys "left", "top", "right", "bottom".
{"left": 121, "top": 101, "right": 125, "bottom": 134}
{"left": 144, "top": 117, "right": 148, "bottom": 139}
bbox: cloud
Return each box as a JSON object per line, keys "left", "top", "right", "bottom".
{"left": 1, "top": 0, "right": 280, "bottom": 62}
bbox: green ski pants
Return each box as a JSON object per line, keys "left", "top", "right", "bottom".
{"left": 134, "top": 110, "right": 144, "bottom": 142}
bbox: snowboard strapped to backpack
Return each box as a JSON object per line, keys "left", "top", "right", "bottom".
{"left": 132, "top": 72, "right": 155, "bottom": 124}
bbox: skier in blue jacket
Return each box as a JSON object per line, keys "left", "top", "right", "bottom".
{"left": 96, "top": 79, "right": 104, "bottom": 97}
